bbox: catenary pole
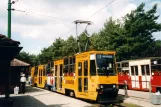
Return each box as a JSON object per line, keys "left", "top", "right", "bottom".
{"left": 8, "top": 0, "right": 12, "bottom": 39}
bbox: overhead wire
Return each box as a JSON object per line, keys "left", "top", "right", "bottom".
{"left": 86, "top": 0, "right": 116, "bottom": 20}
{"left": 13, "top": 0, "right": 116, "bottom": 40}
{"left": 62, "top": 0, "right": 116, "bottom": 38}
{"left": 13, "top": 9, "right": 72, "bottom": 22}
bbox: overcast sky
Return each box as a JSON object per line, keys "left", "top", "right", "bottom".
{"left": 0, "top": 0, "right": 161, "bottom": 54}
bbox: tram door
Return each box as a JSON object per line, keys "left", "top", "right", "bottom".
{"left": 141, "top": 65, "right": 150, "bottom": 89}
{"left": 130, "top": 66, "right": 140, "bottom": 88}
{"left": 55, "top": 65, "right": 58, "bottom": 90}
{"left": 38, "top": 66, "right": 46, "bottom": 87}
{"left": 33, "top": 67, "right": 38, "bottom": 86}
{"left": 38, "top": 68, "right": 43, "bottom": 86}
{"left": 78, "top": 61, "right": 88, "bottom": 93}
{"left": 58, "top": 64, "right": 63, "bottom": 90}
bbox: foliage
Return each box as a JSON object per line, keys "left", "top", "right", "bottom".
{"left": 19, "top": 3, "right": 161, "bottom": 64}
{"left": 16, "top": 51, "right": 38, "bottom": 66}
{"left": 121, "top": 3, "right": 161, "bottom": 60}
{"left": 92, "top": 3, "right": 161, "bottom": 61}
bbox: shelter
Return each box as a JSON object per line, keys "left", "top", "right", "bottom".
{"left": 0, "top": 34, "right": 22, "bottom": 97}
{"left": 9, "top": 59, "right": 30, "bottom": 93}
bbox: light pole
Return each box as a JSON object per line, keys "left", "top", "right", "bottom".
{"left": 5, "top": 0, "right": 18, "bottom": 98}
{"left": 7, "top": 0, "right": 18, "bottom": 39}
{"left": 8, "top": 0, "right": 11, "bottom": 39}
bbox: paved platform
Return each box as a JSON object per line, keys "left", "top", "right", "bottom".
{"left": 119, "top": 89, "right": 161, "bottom": 107}
{"left": 0, "top": 86, "right": 91, "bottom": 107}
{"left": 1, "top": 86, "right": 160, "bottom": 107}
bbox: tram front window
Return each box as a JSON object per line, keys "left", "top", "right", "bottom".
{"left": 96, "top": 54, "right": 116, "bottom": 76}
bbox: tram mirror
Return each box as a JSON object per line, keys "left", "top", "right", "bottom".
{"left": 90, "top": 54, "right": 95, "bottom": 60}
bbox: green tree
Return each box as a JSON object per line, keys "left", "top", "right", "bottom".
{"left": 64, "top": 36, "right": 78, "bottom": 56}
{"left": 52, "top": 38, "right": 66, "bottom": 59}
{"left": 91, "top": 17, "right": 125, "bottom": 60}
{"left": 78, "top": 31, "right": 91, "bottom": 52}
{"left": 121, "top": 3, "right": 161, "bottom": 60}
{"left": 153, "top": 40, "right": 161, "bottom": 56}
{"left": 16, "top": 51, "right": 38, "bottom": 66}
{"left": 38, "top": 46, "right": 53, "bottom": 64}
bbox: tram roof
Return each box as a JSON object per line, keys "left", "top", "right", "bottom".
{"left": 75, "top": 51, "right": 116, "bottom": 56}
{"left": 53, "top": 51, "right": 116, "bottom": 61}
{"left": 117, "top": 57, "right": 161, "bottom": 63}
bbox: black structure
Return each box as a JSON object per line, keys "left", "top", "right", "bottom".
{"left": 9, "top": 59, "right": 30, "bottom": 93}
{"left": 0, "top": 34, "right": 22, "bottom": 98}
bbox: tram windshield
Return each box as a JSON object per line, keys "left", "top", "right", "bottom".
{"left": 96, "top": 54, "right": 116, "bottom": 76}
{"left": 151, "top": 59, "right": 161, "bottom": 72}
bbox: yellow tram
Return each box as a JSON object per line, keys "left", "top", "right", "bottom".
{"left": 31, "top": 51, "right": 119, "bottom": 103}
{"left": 31, "top": 65, "right": 46, "bottom": 88}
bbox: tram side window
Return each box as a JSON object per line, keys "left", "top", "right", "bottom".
{"left": 51, "top": 62, "right": 54, "bottom": 74}
{"left": 43, "top": 67, "right": 46, "bottom": 76}
{"left": 72, "top": 57, "right": 75, "bottom": 73}
{"left": 146, "top": 65, "right": 150, "bottom": 75}
{"left": 69, "top": 57, "right": 75, "bottom": 75}
{"left": 131, "top": 66, "right": 134, "bottom": 75}
{"left": 78, "top": 62, "right": 82, "bottom": 76}
{"left": 78, "top": 78, "right": 82, "bottom": 92}
{"left": 63, "top": 58, "right": 68, "bottom": 74}
{"left": 46, "top": 63, "right": 50, "bottom": 74}
{"left": 117, "top": 63, "right": 121, "bottom": 68}
{"left": 84, "top": 61, "right": 88, "bottom": 76}
{"left": 141, "top": 65, "right": 145, "bottom": 75}
{"left": 90, "top": 60, "right": 96, "bottom": 76}
{"left": 122, "top": 62, "right": 129, "bottom": 67}
{"left": 60, "top": 64, "right": 63, "bottom": 76}
{"left": 55, "top": 65, "right": 58, "bottom": 76}
{"left": 70, "top": 57, "right": 72, "bottom": 72}
{"left": 34, "top": 67, "right": 38, "bottom": 76}
{"left": 84, "top": 78, "right": 88, "bottom": 92}
{"left": 42, "top": 69, "right": 43, "bottom": 76}
{"left": 38, "top": 69, "right": 40, "bottom": 76}
{"left": 135, "top": 66, "right": 138, "bottom": 75}
{"left": 116, "top": 63, "right": 121, "bottom": 72}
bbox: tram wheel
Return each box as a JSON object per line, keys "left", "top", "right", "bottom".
{"left": 34, "top": 83, "right": 37, "bottom": 87}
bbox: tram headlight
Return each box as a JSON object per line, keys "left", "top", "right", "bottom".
{"left": 100, "top": 85, "right": 103, "bottom": 88}
{"left": 113, "top": 85, "right": 116, "bottom": 88}
{"left": 97, "top": 84, "right": 103, "bottom": 89}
